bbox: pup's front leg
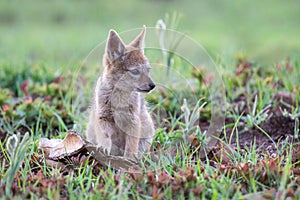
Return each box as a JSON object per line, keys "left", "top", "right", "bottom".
{"left": 95, "top": 119, "right": 114, "bottom": 155}
{"left": 121, "top": 121, "right": 141, "bottom": 159}
{"left": 112, "top": 106, "right": 141, "bottom": 159}
{"left": 124, "top": 133, "right": 140, "bottom": 159}
{"left": 86, "top": 110, "right": 113, "bottom": 155}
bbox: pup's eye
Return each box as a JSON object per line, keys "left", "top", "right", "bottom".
{"left": 130, "top": 69, "right": 140, "bottom": 75}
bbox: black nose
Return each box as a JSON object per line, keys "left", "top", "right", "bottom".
{"left": 149, "top": 82, "right": 155, "bottom": 90}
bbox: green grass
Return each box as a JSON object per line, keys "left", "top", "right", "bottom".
{"left": 0, "top": 55, "right": 299, "bottom": 199}
{"left": 1, "top": 0, "right": 300, "bottom": 66}
{"left": 1, "top": 0, "right": 300, "bottom": 199}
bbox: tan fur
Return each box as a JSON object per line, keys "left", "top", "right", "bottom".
{"left": 86, "top": 26, "right": 155, "bottom": 159}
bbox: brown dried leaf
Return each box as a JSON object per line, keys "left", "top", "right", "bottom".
{"left": 212, "top": 143, "right": 236, "bottom": 164}
{"left": 191, "top": 185, "right": 204, "bottom": 196}
{"left": 38, "top": 130, "right": 86, "bottom": 159}
{"left": 157, "top": 170, "right": 171, "bottom": 187}
{"left": 292, "top": 146, "right": 300, "bottom": 162}
{"left": 38, "top": 130, "right": 139, "bottom": 170}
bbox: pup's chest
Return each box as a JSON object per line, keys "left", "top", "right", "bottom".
{"left": 127, "top": 92, "right": 142, "bottom": 113}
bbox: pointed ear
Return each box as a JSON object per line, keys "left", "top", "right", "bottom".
{"left": 129, "top": 25, "right": 146, "bottom": 51}
{"left": 105, "top": 29, "right": 125, "bottom": 61}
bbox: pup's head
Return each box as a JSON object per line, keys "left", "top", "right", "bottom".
{"left": 103, "top": 26, "right": 155, "bottom": 93}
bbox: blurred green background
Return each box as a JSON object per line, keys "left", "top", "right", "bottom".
{"left": 1, "top": 0, "right": 299, "bottom": 67}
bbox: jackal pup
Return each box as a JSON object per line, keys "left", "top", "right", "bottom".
{"left": 86, "top": 26, "right": 155, "bottom": 159}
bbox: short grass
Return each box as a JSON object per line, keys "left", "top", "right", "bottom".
{"left": 1, "top": 52, "right": 300, "bottom": 199}
{"left": 1, "top": 1, "right": 300, "bottom": 199}
{"left": 1, "top": 0, "right": 300, "bottom": 66}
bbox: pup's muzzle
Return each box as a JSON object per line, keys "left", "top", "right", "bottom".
{"left": 138, "top": 82, "right": 155, "bottom": 93}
